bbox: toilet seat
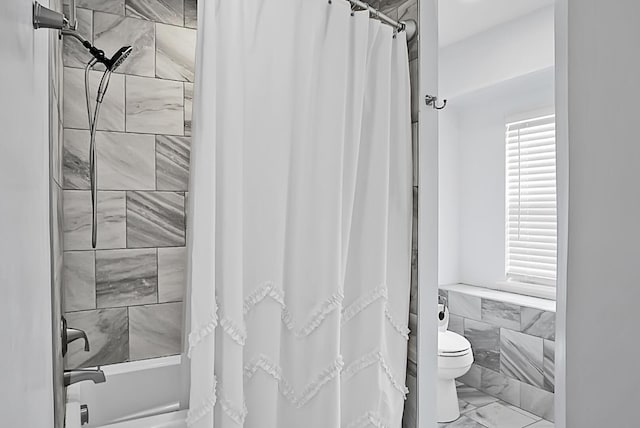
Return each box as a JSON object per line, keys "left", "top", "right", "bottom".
{"left": 438, "top": 331, "right": 471, "bottom": 357}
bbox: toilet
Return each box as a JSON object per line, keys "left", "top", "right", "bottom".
{"left": 437, "top": 304, "right": 474, "bottom": 423}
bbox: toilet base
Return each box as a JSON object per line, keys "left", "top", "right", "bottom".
{"left": 437, "top": 378, "right": 460, "bottom": 423}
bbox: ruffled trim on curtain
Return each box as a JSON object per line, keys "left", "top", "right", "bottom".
{"left": 244, "top": 354, "right": 345, "bottom": 408}
{"left": 341, "top": 284, "right": 388, "bottom": 324}
{"left": 243, "top": 281, "right": 345, "bottom": 337}
{"left": 186, "top": 376, "right": 217, "bottom": 426}
{"left": 341, "top": 284, "right": 410, "bottom": 340}
{"left": 344, "top": 412, "right": 390, "bottom": 428}
{"left": 187, "top": 282, "right": 410, "bottom": 357}
{"left": 218, "top": 388, "right": 249, "bottom": 425}
{"left": 193, "top": 350, "right": 407, "bottom": 424}
{"left": 185, "top": 377, "right": 248, "bottom": 427}
{"left": 384, "top": 307, "right": 410, "bottom": 339}
{"left": 342, "top": 350, "right": 409, "bottom": 398}
{"left": 219, "top": 316, "right": 247, "bottom": 346}
{"left": 187, "top": 300, "right": 218, "bottom": 358}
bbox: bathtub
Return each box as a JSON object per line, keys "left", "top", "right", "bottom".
{"left": 66, "top": 355, "right": 188, "bottom": 428}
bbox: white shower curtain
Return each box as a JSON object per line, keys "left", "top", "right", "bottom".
{"left": 186, "top": 1, "right": 412, "bottom": 427}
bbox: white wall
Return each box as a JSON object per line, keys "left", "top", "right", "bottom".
{"left": 437, "top": 110, "right": 460, "bottom": 285}
{"left": 438, "top": 69, "right": 555, "bottom": 287}
{"left": 564, "top": 0, "right": 640, "bottom": 425}
{"left": 439, "top": 5, "right": 554, "bottom": 99}
{"left": 0, "top": 0, "right": 55, "bottom": 425}
{"left": 418, "top": 0, "right": 439, "bottom": 426}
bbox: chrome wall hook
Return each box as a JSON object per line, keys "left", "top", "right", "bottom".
{"left": 425, "top": 94, "right": 447, "bottom": 110}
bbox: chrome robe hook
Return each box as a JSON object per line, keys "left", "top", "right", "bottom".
{"left": 425, "top": 94, "right": 447, "bottom": 110}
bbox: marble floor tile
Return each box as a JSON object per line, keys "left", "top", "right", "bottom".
{"left": 64, "top": 190, "right": 126, "bottom": 250}
{"left": 459, "top": 400, "right": 477, "bottom": 415}
{"left": 466, "top": 402, "right": 537, "bottom": 428}
{"left": 125, "top": 0, "right": 183, "bottom": 26}
{"left": 184, "top": 82, "right": 193, "bottom": 136}
{"left": 129, "top": 302, "right": 183, "bottom": 360}
{"left": 464, "top": 319, "right": 500, "bottom": 371}
{"left": 63, "top": 251, "right": 96, "bottom": 312}
{"left": 126, "top": 191, "right": 186, "bottom": 247}
{"left": 65, "top": 308, "right": 129, "bottom": 368}
{"left": 500, "top": 328, "right": 544, "bottom": 388}
{"left": 481, "top": 299, "right": 521, "bottom": 331}
{"left": 93, "top": 11, "right": 155, "bottom": 77}
{"left": 63, "top": 129, "right": 91, "bottom": 190}
{"left": 158, "top": 247, "right": 186, "bottom": 302}
{"left": 156, "top": 23, "right": 196, "bottom": 82}
{"left": 543, "top": 340, "right": 555, "bottom": 393}
{"left": 95, "top": 248, "right": 157, "bottom": 307}
{"left": 438, "top": 415, "right": 486, "bottom": 428}
{"left": 521, "top": 308, "right": 556, "bottom": 340}
{"left": 457, "top": 385, "right": 499, "bottom": 407}
{"left": 64, "top": 67, "right": 125, "bottom": 131}
{"left": 505, "top": 403, "right": 540, "bottom": 421}
{"left": 96, "top": 131, "right": 156, "bottom": 190}
{"left": 77, "top": 0, "right": 125, "bottom": 15}
{"left": 156, "top": 135, "right": 191, "bottom": 191}
{"left": 520, "top": 382, "right": 554, "bottom": 422}
{"left": 126, "top": 75, "right": 184, "bottom": 135}
{"left": 63, "top": 7, "right": 93, "bottom": 68}
{"left": 184, "top": 0, "right": 197, "bottom": 28}
{"left": 480, "top": 366, "right": 521, "bottom": 407}
{"left": 449, "top": 292, "right": 481, "bottom": 320}
{"left": 526, "top": 420, "right": 554, "bottom": 427}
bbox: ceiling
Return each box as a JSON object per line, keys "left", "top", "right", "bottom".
{"left": 439, "top": 0, "right": 555, "bottom": 47}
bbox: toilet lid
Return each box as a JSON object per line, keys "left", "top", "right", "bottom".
{"left": 438, "top": 331, "right": 471, "bottom": 356}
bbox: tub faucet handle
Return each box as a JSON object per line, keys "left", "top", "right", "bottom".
{"left": 64, "top": 368, "right": 106, "bottom": 387}
{"left": 67, "top": 327, "right": 90, "bottom": 351}
{"left": 61, "top": 316, "right": 90, "bottom": 356}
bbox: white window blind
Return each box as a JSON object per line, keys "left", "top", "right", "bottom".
{"left": 506, "top": 114, "right": 557, "bottom": 286}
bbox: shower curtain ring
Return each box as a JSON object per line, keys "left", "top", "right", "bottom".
{"left": 425, "top": 94, "right": 447, "bottom": 110}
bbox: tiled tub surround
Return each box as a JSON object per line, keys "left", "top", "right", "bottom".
{"left": 62, "top": 0, "right": 196, "bottom": 368}
{"left": 439, "top": 285, "right": 556, "bottom": 422}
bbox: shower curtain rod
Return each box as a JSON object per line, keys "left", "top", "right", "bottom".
{"left": 346, "top": 0, "right": 414, "bottom": 38}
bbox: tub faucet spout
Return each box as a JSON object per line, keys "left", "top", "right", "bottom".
{"left": 64, "top": 368, "right": 106, "bottom": 387}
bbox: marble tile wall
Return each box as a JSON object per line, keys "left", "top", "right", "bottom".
{"left": 62, "top": 0, "right": 196, "bottom": 368}
{"left": 440, "top": 289, "right": 556, "bottom": 422}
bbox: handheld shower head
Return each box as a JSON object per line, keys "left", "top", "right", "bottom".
{"left": 107, "top": 46, "right": 133, "bottom": 71}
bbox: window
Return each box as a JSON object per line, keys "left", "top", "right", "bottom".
{"left": 505, "top": 115, "right": 557, "bottom": 287}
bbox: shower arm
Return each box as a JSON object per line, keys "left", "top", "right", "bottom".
{"left": 33, "top": 3, "right": 110, "bottom": 68}
{"left": 62, "top": 29, "right": 109, "bottom": 67}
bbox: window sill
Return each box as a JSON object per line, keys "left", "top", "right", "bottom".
{"left": 439, "top": 283, "right": 556, "bottom": 313}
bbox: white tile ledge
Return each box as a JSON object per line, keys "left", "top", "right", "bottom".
{"left": 440, "top": 283, "right": 556, "bottom": 313}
